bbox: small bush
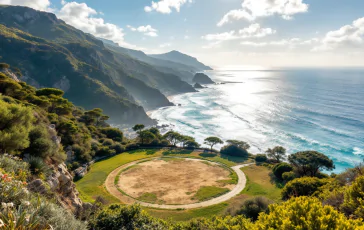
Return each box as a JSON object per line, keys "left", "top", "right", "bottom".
{"left": 272, "top": 163, "right": 293, "bottom": 180}
{"left": 0, "top": 63, "right": 10, "bottom": 69}
{"left": 237, "top": 196, "right": 273, "bottom": 220}
{"left": 110, "top": 143, "right": 125, "bottom": 153}
{"left": 282, "top": 171, "right": 296, "bottom": 182}
{"left": 221, "top": 145, "right": 249, "bottom": 157}
{"left": 255, "top": 154, "right": 268, "bottom": 163}
{"left": 27, "top": 156, "right": 50, "bottom": 177}
{"left": 91, "top": 204, "right": 167, "bottom": 230}
{"left": 102, "top": 138, "right": 114, "bottom": 146}
{"left": 282, "top": 177, "right": 329, "bottom": 200}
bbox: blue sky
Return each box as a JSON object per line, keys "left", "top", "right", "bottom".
{"left": 1, "top": 0, "right": 364, "bottom": 67}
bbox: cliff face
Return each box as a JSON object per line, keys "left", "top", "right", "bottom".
{"left": 28, "top": 163, "right": 87, "bottom": 215}
{"left": 193, "top": 73, "right": 215, "bottom": 84}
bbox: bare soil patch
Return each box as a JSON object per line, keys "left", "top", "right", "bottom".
{"left": 117, "top": 158, "right": 233, "bottom": 204}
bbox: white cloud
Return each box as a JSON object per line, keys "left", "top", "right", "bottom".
{"left": 0, "top": 0, "right": 51, "bottom": 11}
{"left": 127, "top": 25, "right": 158, "bottom": 37}
{"left": 58, "top": 1, "right": 139, "bottom": 49}
{"left": 144, "top": 0, "right": 192, "bottom": 14}
{"left": 184, "top": 35, "right": 190, "bottom": 39}
{"left": 313, "top": 17, "right": 364, "bottom": 51}
{"left": 218, "top": 0, "right": 309, "bottom": 26}
{"left": 240, "top": 38, "right": 319, "bottom": 47}
{"left": 202, "top": 41, "right": 222, "bottom": 49}
{"left": 159, "top": 43, "right": 172, "bottom": 48}
{"left": 202, "top": 24, "right": 276, "bottom": 42}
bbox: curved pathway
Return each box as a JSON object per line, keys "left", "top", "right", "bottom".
{"left": 105, "top": 157, "right": 252, "bottom": 209}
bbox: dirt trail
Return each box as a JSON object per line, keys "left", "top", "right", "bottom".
{"left": 104, "top": 157, "right": 252, "bottom": 209}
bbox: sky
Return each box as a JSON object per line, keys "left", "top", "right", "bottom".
{"left": 1, "top": 0, "right": 364, "bottom": 68}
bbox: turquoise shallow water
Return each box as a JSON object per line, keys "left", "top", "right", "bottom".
{"left": 151, "top": 68, "right": 364, "bottom": 172}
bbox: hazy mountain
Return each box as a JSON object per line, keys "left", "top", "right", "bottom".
{"left": 150, "top": 50, "right": 213, "bottom": 71}
{"left": 100, "top": 38, "right": 198, "bottom": 83}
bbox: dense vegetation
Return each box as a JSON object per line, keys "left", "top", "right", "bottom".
{"left": 1, "top": 62, "right": 364, "bottom": 229}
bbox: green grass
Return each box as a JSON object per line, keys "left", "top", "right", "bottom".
{"left": 75, "top": 149, "right": 163, "bottom": 204}
{"left": 241, "top": 165, "right": 282, "bottom": 201}
{"left": 138, "top": 193, "right": 158, "bottom": 203}
{"left": 145, "top": 203, "right": 229, "bottom": 222}
{"left": 192, "top": 186, "right": 230, "bottom": 202}
{"left": 218, "top": 171, "right": 239, "bottom": 185}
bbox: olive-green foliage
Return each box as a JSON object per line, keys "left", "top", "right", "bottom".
{"left": 177, "top": 215, "right": 254, "bottom": 230}
{"left": 288, "top": 151, "right": 335, "bottom": 177}
{"left": 282, "top": 171, "right": 297, "bottom": 182}
{"left": 36, "top": 88, "right": 64, "bottom": 97}
{"left": 255, "top": 196, "right": 363, "bottom": 229}
{"left": 221, "top": 145, "right": 249, "bottom": 158}
{"left": 236, "top": 196, "right": 273, "bottom": 221}
{"left": 102, "top": 138, "right": 114, "bottom": 146}
{"left": 282, "top": 177, "right": 329, "bottom": 200}
{"left": 266, "top": 146, "right": 286, "bottom": 163}
{"left": 341, "top": 175, "right": 364, "bottom": 219}
{"left": 204, "top": 137, "right": 223, "bottom": 151}
{"left": 100, "top": 127, "right": 123, "bottom": 142}
{"left": 0, "top": 99, "right": 34, "bottom": 153}
{"left": 139, "top": 130, "right": 156, "bottom": 145}
{"left": 25, "top": 125, "right": 60, "bottom": 161}
{"left": 255, "top": 154, "right": 267, "bottom": 163}
{"left": 272, "top": 163, "right": 293, "bottom": 180}
{"left": 27, "top": 156, "right": 51, "bottom": 176}
{"left": 91, "top": 204, "right": 167, "bottom": 230}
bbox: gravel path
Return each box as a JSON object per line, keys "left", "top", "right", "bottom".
{"left": 105, "top": 157, "right": 252, "bottom": 209}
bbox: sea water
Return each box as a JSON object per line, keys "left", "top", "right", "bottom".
{"left": 150, "top": 68, "right": 364, "bottom": 172}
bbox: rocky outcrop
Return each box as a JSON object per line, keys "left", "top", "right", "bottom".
{"left": 28, "top": 163, "right": 89, "bottom": 215}
{"left": 193, "top": 73, "right": 215, "bottom": 84}
{"left": 194, "top": 83, "right": 204, "bottom": 89}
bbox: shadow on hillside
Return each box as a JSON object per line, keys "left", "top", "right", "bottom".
{"left": 268, "top": 172, "right": 285, "bottom": 189}
{"left": 199, "top": 153, "right": 216, "bottom": 158}
{"left": 162, "top": 149, "right": 194, "bottom": 156}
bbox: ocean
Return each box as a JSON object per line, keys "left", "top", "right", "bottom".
{"left": 150, "top": 68, "right": 364, "bottom": 172}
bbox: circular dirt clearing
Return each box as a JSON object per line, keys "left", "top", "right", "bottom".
{"left": 117, "top": 158, "right": 235, "bottom": 205}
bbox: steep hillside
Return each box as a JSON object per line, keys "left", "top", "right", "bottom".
{"left": 100, "top": 40, "right": 196, "bottom": 94}
{"left": 0, "top": 5, "right": 177, "bottom": 122}
{"left": 0, "top": 22, "right": 153, "bottom": 125}
{"left": 150, "top": 50, "right": 213, "bottom": 71}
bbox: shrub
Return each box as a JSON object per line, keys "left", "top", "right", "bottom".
{"left": 282, "top": 171, "right": 296, "bottom": 182}
{"left": 281, "top": 177, "right": 329, "bottom": 200}
{"left": 91, "top": 204, "right": 167, "bottom": 230}
{"left": 100, "top": 127, "right": 123, "bottom": 142}
{"left": 179, "top": 215, "right": 254, "bottom": 229}
{"left": 26, "top": 126, "right": 59, "bottom": 161}
{"left": 26, "top": 156, "right": 50, "bottom": 177}
{"left": 341, "top": 175, "right": 364, "bottom": 219}
{"left": 255, "top": 154, "right": 267, "bottom": 163}
{"left": 0, "top": 170, "right": 87, "bottom": 230}
{"left": 102, "top": 138, "right": 114, "bottom": 146}
{"left": 0, "top": 100, "right": 34, "bottom": 154}
{"left": 236, "top": 196, "right": 273, "bottom": 221}
{"left": 272, "top": 163, "right": 293, "bottom": 180}
{"left": 221, "top": 145, "right": 249, "bottom": 158}
{"left": 110, "top": 143, "right": 125, "bottom": 153}
{"left": 96, "top": 147, "right": 116, "bottom": 157}
{"left": 255, "top": 197, "right": 363, "bottom": 229}
{"left": 160, "top": 140, "right": 170, "bottom": 146}
{"left": 0, "top": 63, "right": 10, "bottom": 69}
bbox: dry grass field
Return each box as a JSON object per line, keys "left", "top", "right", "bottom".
{"left": 117, "top": 158, "right": 234, "bottom": 204}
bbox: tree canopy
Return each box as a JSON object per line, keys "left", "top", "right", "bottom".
{"left": 266, "top": 146, "right": 286, "bottom": 162}
{"left": 204, "top": 136, "right": 223, "bottom": 152}
{"left": 288, "top": 151, "right": 335, "bottom": 177}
